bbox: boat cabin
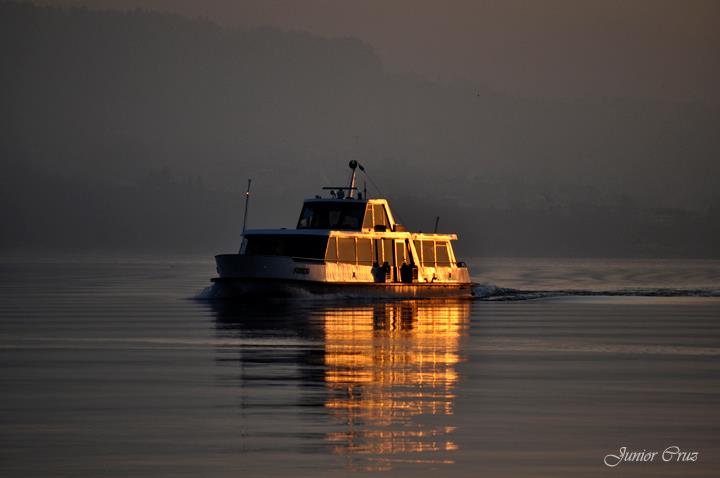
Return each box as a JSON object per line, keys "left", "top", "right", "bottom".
{"left": 239, "top": 198, "right": 466, "bottom": 284}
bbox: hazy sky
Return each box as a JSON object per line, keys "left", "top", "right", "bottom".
{"left": 38, "top": 0, "right": 720, "bottom": 103}
{"left": 4, "top": 2, "right": 719, "bottom": 255}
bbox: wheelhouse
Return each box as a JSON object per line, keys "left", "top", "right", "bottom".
{"left": 297, "top": 199, "right": 397, "bottom": 232}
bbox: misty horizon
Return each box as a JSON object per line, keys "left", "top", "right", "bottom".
{"left": 2, "top": 1, "right": 719, "bottom": 258}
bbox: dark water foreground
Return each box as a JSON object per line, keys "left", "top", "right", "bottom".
{"left": 1, "top": 257, "right": 719, "bottom": 477}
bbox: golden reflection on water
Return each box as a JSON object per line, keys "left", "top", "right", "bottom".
{"left": 320, "top": 300, "right": 470, "bottom": 471}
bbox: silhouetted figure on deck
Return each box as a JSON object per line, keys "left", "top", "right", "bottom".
{"left": 371, "top": 262, "right": 383, "bottom": 283}
{"left": 400, "top": 261, "right": 413, "bottom": 283}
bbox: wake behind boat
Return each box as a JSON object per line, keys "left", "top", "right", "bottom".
{"left": 212, "top": 161, "right": 474, "bottom": 298}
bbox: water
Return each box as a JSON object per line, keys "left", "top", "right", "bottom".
{"left": 1, "top": 256, "right": 719, "bottom": 477}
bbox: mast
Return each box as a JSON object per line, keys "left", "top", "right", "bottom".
{"left": 348, "top": 160, "right": 358, "bottom": 199}
{"left": 241, "top": 179, "right": 251, "bottom": 235}
{"left": 347, "top": 160, "right": 365, "bottom": 199}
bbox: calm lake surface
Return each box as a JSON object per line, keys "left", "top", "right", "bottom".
{"left": 1, "top": 256, "right": 719, "bottom": 477}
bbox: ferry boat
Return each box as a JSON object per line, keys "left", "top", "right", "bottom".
{"left": 213, "top": 161, "right": 474, "bottom": 298}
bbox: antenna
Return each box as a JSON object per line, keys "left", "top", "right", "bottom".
{"left": 433, "top": 216, "right": 440, "bottom": 233}
{"left": 241, "top": 179, "right": 252, "bottom": 236}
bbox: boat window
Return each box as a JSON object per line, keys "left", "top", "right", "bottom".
{"left": 382, "top": 238, "right": 394, "bottom": 265}
{"left": 362, "top": 204, "right": 373, "bottom": 229}
{"left": 357, "top": 238, "right": 373, "bottom": 265}
{"left": 328, "top": 209, "right": 341, "bottom": 227}
{"left": 338, "top": 237, "right": 356, "bottom": 263}
{"left": 373, "top": 239, "right": 382, "bottom": 264}
{"left": 373, "top": 204, "right": 388, "bottom": 228}
{"left": 413, "top": 240, "right": 423, "bottom": 263}
{"left": 395, "top": 241, "right": 408, "bottom": 264}
{"left": 422, "top": 241, "right": 435, "bottom": 266}
{"left": 244, "top": 235, "right": 328, "bottom": 259}
{"left": 297, "top": 202, "right": 366, "bottom": 230}
{"left": 325, "top": 237, "right": 337, "bottom": 261}
{"left": 436, "top": 242, "right": 451, "bottom": 266}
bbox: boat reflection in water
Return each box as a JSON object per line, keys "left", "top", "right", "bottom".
{"left": 321, "top": 301, "right": 469, "bottom": 471}
{"left": 209, "top": 299, "right": 470, "bottom": 471}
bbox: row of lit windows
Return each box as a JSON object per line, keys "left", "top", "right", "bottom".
{"left": 414, "top": 240, "right": 451, "bottom": 266}
{"left": 325, "top": 237, "right": 453, "bottom": 266}
{"left": 325, "top": 237, "right": 389, "bottom": 265}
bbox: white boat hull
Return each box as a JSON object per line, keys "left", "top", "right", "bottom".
{"left": 213, "top": 254, "right": 474, "bottom": 299}
{"left": 210, "top": 277, "right": 476, "bottom": 299}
